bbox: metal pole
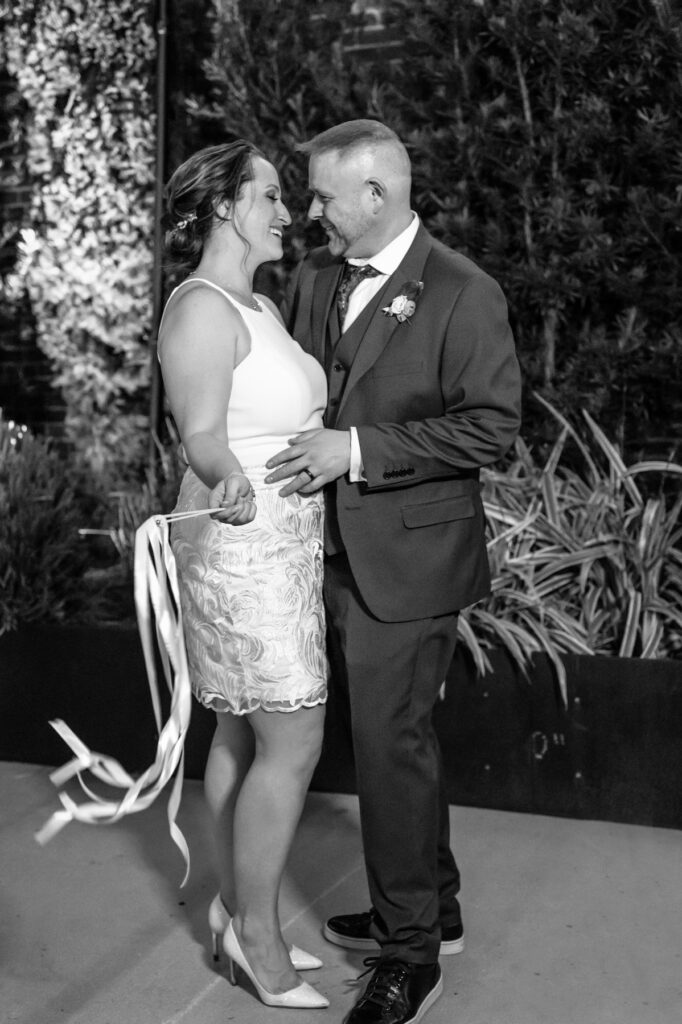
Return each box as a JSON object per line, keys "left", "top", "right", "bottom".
{"left": 149, "top": 0, "right": 168, "bottom": 478}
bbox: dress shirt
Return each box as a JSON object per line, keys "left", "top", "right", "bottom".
{"left": 346, "top": 214, "right": 420, "bottom": 481}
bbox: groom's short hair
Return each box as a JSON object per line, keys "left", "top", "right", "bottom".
{"left": 299, "top": 119, "right": 410, "bottom": 173}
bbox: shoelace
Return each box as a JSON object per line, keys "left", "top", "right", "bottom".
{"left": 357, "top": 957, "right": 411, "bottom": 1008}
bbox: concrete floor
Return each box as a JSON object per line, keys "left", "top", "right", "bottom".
{"left": 1, "top": 761, "right": 680, "bottom": 1024}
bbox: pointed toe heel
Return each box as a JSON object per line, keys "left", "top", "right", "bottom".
{"left": 289, "top": 945, "right": 323, "bottom": 970}
{"left": 209, "top": 893, "right": 322, "bottom": 970}
{"left": 223, "top": 922, "right": 329, "bottom": 1009}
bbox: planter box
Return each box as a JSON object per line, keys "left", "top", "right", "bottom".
{"left": 1, "top": 626, "right": 680, "bottom": 828}
{"left": 0, "top": 625, "right": 215, "bottom": 781}
{"left": 434, "top": 648, "right": 682, "bottom": 829}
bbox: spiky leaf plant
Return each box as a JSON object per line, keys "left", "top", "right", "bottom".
{"left": 460, "top": 396, "right": 682, "bottom": 703}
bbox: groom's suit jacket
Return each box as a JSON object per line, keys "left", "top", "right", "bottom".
{"left": 283, "top": 224, "right": 522, "bottom": 623}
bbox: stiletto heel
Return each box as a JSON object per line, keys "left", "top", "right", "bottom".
{"left": 208, "top": 894, "right": 230, "bottom": 963}
{"left": 208, "top": 893, "right": 323, "bottom": 970}
{"left": 223, "top": 921, "right": 329, "bottom": 1009}
{"left": 226, "top": 952, "right": 237, "bottom": 986}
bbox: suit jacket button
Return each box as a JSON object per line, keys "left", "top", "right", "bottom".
{"left": 333, "top": 363, "right": 344, "bottom": 372}
{"left": 329, "top": 398, "right": 338, "bottom": 406}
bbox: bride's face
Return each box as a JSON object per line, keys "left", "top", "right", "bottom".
{"left": 307, "top": 151, "right": 378, "bottom": 258}
{"left": 231, "top": 157, "right": 291, "bottom": 264}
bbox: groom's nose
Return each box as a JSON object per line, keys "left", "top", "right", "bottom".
{"left": 308, "top": 196, "right": 323, "bottom": 220}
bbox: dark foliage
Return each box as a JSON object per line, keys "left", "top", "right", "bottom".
{"left": 178, "top": 0, "right": 682, "bottom": 457}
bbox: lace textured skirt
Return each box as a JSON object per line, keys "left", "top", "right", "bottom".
{"left": 170, "top": 466, "right": 328, "bottom": 715}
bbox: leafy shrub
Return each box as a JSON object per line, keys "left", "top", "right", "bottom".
{"left": 460, "top": 397, "right": 682, "bottom": 701}
{"left": 79, "top": 435, "right": 186, "bottom": 622}
{"left": 0, "top": 409, "right": 185, "bottom": 631}
{"left": 0, "top": 411, "right": 103, "bottom": 631}
{"left": 379, "top": 0, "right": 682, "bottom": 456}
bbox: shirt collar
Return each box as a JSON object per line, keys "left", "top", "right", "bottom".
{"left": 347, "top": 213, "right": 420, "bottom": 276}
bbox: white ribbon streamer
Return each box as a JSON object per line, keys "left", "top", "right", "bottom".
{"left": 35, "top": 508, "right": 214, "bottom": 886}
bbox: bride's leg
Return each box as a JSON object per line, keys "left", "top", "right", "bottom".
{"left": 204, "top": 711, "right": 255, "bottom": 914}
{"left": 232, "top": 703, "right": 325, "bottom": 993}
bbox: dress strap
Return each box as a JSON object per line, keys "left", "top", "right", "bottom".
{"left": 171, "top": 276, "right": 235, "bottom": 301}
{"left": 158, "top": 277, "right": 233, "bottom": 340}
{"left": 158, "top": 277, "right": 262, "bottom": 344}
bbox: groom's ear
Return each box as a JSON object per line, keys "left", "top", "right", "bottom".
{"left": 368, "top": 178, "right": 385, "bottom": 211}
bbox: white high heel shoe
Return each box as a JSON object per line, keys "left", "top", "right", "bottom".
{"left": 208, "top": 894, "right": 323, "bottom": 970}
{"left": 224, "top": 921, "right": 329, "bottom": 1009}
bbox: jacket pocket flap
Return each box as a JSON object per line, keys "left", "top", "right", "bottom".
{"left": 401, "top": 495, "right": 475, "bottom": 528}
{"left": 369, "top": 360, "right": 425, "bottom": 379}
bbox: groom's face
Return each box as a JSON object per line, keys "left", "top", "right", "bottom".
{"left": 307, "top": 151, "right": 376, "bottom": 258}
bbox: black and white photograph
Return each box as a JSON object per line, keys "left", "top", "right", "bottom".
{"left": 1, "top": 2, "right": 680, "bottom": 1023}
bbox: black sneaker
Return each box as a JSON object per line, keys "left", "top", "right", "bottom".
{"left": 344, "top": 958, "right": 442, "bottom": 1024}
{"left": 324, "top": 908, "right": 464, "bottom": 956}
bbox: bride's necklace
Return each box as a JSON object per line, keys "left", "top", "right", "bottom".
{"left": 223, "top": 287, "right": 262, "bottom": 312}
{"left": 188, "top": 274, "right": 262, "bottom": 312}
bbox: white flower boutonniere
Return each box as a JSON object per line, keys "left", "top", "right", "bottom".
{"left": 382, "top": 280, "right": 424, "bottom": 324}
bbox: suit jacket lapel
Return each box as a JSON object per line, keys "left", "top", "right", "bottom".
{"left": 311, "top": 261, "right": 343, "bottom": 362}
{"left": 336, "top": 225, "right": 434, "bottom": 421}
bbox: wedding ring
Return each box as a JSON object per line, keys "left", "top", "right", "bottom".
{"left": 302, "top": 468, "right": 315, "bottom": 481}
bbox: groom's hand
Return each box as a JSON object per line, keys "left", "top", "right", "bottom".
{"left": 265, "top": 428, "right": 351, "bottom": 496}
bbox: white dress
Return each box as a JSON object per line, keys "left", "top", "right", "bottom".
{"left": 168, "top": 279, "right": 328, "bottom": 715}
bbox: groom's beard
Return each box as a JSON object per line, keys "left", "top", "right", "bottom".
{"left": 318, "top": 213, "right": 375, "bottom": 259}
{"left": 321, "top": 224, "right": 346, "bottom": 257}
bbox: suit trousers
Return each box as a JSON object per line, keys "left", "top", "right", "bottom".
{"left": 323, "top": 552, "right": 462, "bottom": 963}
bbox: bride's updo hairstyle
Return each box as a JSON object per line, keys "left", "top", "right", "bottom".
{"left": 163, "top": 140, "right": 267, "bottom": 275}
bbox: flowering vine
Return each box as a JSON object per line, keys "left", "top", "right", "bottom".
{"left": 2, "top": 0, "right": 157, "bottom": 477}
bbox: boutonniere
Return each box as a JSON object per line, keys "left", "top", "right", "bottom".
{"left": 382, "top": 280, "right": 424, "bottom": 323}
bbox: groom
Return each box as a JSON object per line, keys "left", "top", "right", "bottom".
{"left": 266, "top": 120, "right": 521, "bottom": 1024}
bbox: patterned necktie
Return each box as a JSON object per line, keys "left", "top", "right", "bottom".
{"left": 336, "top": 262, "right": 381, "bottom": 320}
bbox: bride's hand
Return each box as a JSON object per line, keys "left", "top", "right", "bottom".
{"left": 208, "top": 472, "right": 257, "bottom": 525}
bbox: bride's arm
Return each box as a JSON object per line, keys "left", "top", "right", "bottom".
{"left": 159, "top": 288, "right": 256, "bottom": 524}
